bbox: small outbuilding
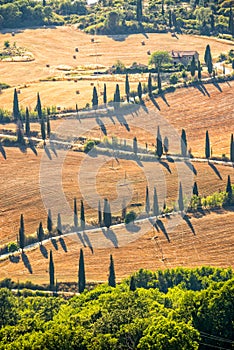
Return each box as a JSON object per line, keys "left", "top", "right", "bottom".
{"left": 171, "top": 50, "right": 199, "bottom": 65}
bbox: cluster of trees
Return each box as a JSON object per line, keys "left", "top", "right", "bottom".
{"left": 0, "top": 266, "right": 233, "bottom": 349}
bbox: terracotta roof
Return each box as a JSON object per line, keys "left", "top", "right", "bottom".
{"left": 171, "top": 50, "right": 199, "bottom": 58}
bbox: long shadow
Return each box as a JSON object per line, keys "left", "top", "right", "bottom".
{"left": 183, "top": 215, "right": 195, "bottom": 235}
{"left": 125, "top": 223, "right": 140, "bottom": 233}
{"left": 59, "top": 237, "right": 67, "bottom": 252}
{"left": 0, "top": 142, "right": 6, "bottom": 159}
{"left": 51, "top": 238, "right": 58, "bottom": 250}
{"left": 22, "top": 252, "right": 33, "bottom": 274}
{"left": 160, "top": 93, "right": 170, "bottom": 107}
{"left": 19, "top": 143, "right": 27, "bottom": 154}
{"left": 208, "top": 162, "right": 222, "bottom": 180}
{"left": 76, "top": 231, "right": 86, "bottom": 247}
{"left": 107, "top": 34, "right": 129, "bottom": 42}
{"left": 39, "top": 244, "right": 48, "bottom": 258}
{"left": 44, "top": 145, "right": 52, "bottom": 160}
{"left": 159, "top": 160, "right": 171, "bottom": 173}
{"left": 185, "top": 160, "right": 197, "bottom": 175}
{"left": 150, "top": 95, "right": 161, "bottom": 110}
{"left": 115, "top": 112, "right": 130, "bottom": 131}
{"left": 141, "top": 100, "right": 149, "bottom": 114}
{"left": 201, "top": 83, "right": 210, "bottom": 97}
{"left": 83, "top": 232, "right": 94, "bottom": 254}
{"left": 156, "top": 219, "right": 170, "bottom": 242}
{"left": 102, "top": 228, "right": 118, "bottom": 248}
{"left": 166, "top": 156, "right": 174, "bottom": 163}
{"left": 195, "top": 84, "right": 206, "bottom": 96}
{"left": 96, "top": 117, "right": 107, "bottom": 135}
{"left": 212, "top": 80, "right": 222, "bottom": 92}
{"left": 28, "top": 139, "right": 38, "bottom": 156}
{"left": 148, "top": 217, "right": 160, "bottom": 231}
{"left": 135, "top": 155, "right": 144, "bottom": 168}
{"left": 9, "top": 255, "right": 20, "bottom": 263}
{"left": 49, "top": 141, "right": 58, "bottom": 157}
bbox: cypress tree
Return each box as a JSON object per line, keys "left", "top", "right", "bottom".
{"left": 204, "top": 44, "right": 211, "bottom": 65}
{"left": 190, "top": 56, "right": 196, "bottom": 77}
{"left": 19, "top": 214, "right": 25, "bottom": 252}
{"left": 168, "top": 9, "right": 172, "bottom": 28}
{"left": 205, "top": 130, "right": 210, "bottom": 159}
{"left": 145, "top": 185, "right": 150, "bottom": 214}
{"left": 108, "top": 254, "right": 116, "bottom": 287}
{"left": 78, "top": 248, "right": 86, "bottom": 293}
{"left": 36, "top": 92, "right": 42, "bottom": 119}
{"left": 161, "top": 0, "right": 164, "bottom": 15}
{"left": 57, "top": 213, "right": 62, "bottom": 235}
{"left": 37, "top": 222, "right": 44, "bottom": 244}
{"left": 46, "top": 116, "right": 51, "bottom": 138}
{"left": 74, "top": 198, "right": 78, "bottom": 228}
{"left": 164, "top": 136, "right": 169, "bottom": 154}
{"left": 178, "top": 182, "right": 184, "bottom": 213}
{"left": 157, "top": 73, "right": 162, "bottom": 92}
{"left": 133, "top": 136, "right": 138, "bottom": 155}
{"left": 156, "top": 126, "right": 163, "bottom": 158}
{"left": 193, "top": 182, "right": 199, "bottom": 196}
{"left": 92, "top": 86, "right": 98, "bottom": 110}
{"left": 49, "top": 250, "right": 55, "bottom": 289}
{"left": 25, "top": 107, "right": 30, "bottom": 136}
{"left": 41, "top": 117, "right": 46, "bottom": 145}
{"left": 148, "top": 73, "right": 152, "bottom": 96}
{"left": 76, "top": 103, "right": 78, "bottom": 114}
{"left": 80, "top": 200, "right": 85, "bottom": 231}
{"left": 125, "top": 74, "right": 130, "bottom": 102}
{"left": 137, "top": 82, "right": 142, "bottom": 100}
{"left": 103, "top": 83, "right": 107, "bottom": 105}
{"left": 228, "top": 7, "right": 234, "bottom": 37}
{"left": 98, "top": 200, "right": 102, "bottom": 226}
{"left": 210, "top": 13, "right": 215, "bottom": 32}
{"left": 181, "top": 129, "right": 187, "bottom": 157}
{"left": 129, "top": 275, "right": 136, "bottom": 291}
{"left": 197, "top": 60, "right": 202, "bottom": 80}
{"left": 122, "top": 198, "right": 127, "bottom": 220}
{"left": 114, "top": 84, "right": 120, "bottom": 107}
{"left": 204, "top": 45, "right": 213, "bottom": 75}
{"left": 153, "top": 187, "right": 159, "bottom": 217}
{"left": 230, "top": 133, "right": 234, "bottom": 162}
{"left": 47, "top": 209, "right": 53, "bottom": 234}
{"left": 16, "top": 121, "right": 24, "bottom": 144}
{"left": 13, "top": 88, "right": 20, "bottom": 121}
{"left": 103, "top": 198, "right": 112, "bottom": 228}
{"left": 226, "top": 175, "right": 232, "bottom": 204}
{"left": 136, "top": 0, "right": 142, "bottom": 21}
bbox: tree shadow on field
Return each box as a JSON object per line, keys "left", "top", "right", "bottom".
{"left": 212, "top": 80, "right": 222, "bottom": 92}
{"left": 185, "top": 160, "right": 197, "bottom": 175}
{"left": 208, "top": 162, "right": 222, "bottom": 180}
{"left": 102, "top": 228, "right": 118, "bottom": 248}
{"left": 160, "top": 93, "right": 170, "bottom": 107}
{"left": 76, "top": 231, "right": 86, "bottom": 247}
{"left": 59, "top": 237, "right": 67, "bottom": 252}
{"left": 9, "top": 255, "right": 20, "bottom": 263}
{"left": 96, "top": 117, "right": 107, "bottom": 136}
{"left": 150, "top": 95, "right": 161, "bottom": 110}
{"left": 49, "top": 141, "right": 58, "bottom": 157}
{"left": 28, "top": 139, "right": 38, "bottom": 156}
{"left": 83, "top": 232, "right": 94, "bottom": 254}
{"left": 156, "top": 219, "right": 170, "bottom": 242}
{"left": 44, "top": 145, "right": 52, "bottom": 160}
{"left": 107, "top": 34, "right": 130, "bottom": 42}
{"left": 40, "top": 244, "right": 48, "bottom": 258}
{"left": 51, "top": 238, "right": 58, "bottom": 250}
{"left": 183, "top": 214, "right": 195, "bottom": 235}
{"left": 125, "top": 223, "right": 140, "bottom": 233}
{"left": 159, "top": 159, "right": 171, "bottom": 173}
{"left": 195, "top": 83, "right": 210, "bottom": 97}
{"left": 22, "top": 252, "right": 33, "bottom": 274}
{"left": 0, "top": 142, "right": 6, "bottom": 159}
{"left": 115, "top": 112, "right": 130, "bottom": 132}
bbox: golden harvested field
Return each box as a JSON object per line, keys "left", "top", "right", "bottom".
{"left": 0, "top": 209, "right": 233, "bottom": 284}
{"left": 0, "top": 147, "right": 233, "bottom": 246}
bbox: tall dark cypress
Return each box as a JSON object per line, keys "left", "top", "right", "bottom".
{"left": 226, "top": 175, "right": 232, "bottom": 204}
{"left": 19, "top": 214, "right": 25, "bottom": 252}
{"left": 74, "top": 198, "right": 78, "bottom": 228}
{"left": 193, "top": 182, "right": 199, "bottom": 196}
{"left": 230, "top": 134, "right": 234, "bottom": 162}
{"left": 37, "top": 222, "right": 44, "bottom": 244}
{"left": 114, "top": 84, "right": 120, "bottom": 106}
{"left": 47, "top": 209, "right": 53, "bottom": 234}
{"left": 36, "top": 92, "right": 42, "bottom": 119}
{"left": 103, "top": 198, "right": 112, "bottom": 228}
{"left": 46, "top": 116, "right": 51, "bottom": 138}
{"left": 41, "top": 117, "right": 46, "bottom": 145}
{"left": 178, "top": 182, "right": 184, "bottom": 213}
{"left": 108, "top": 254, "right": 116, "bottom": 287}
{"left": 137, "top": 82, "right": 142, "bottom": 100}
{"left": 228, "top": 7, "right": 234, "bottom": 37}
{"left": 157, "top": 72, "right": 162, "bottom": 92}
{"left": 49, "top": 250, "right": 55, "bottom": 289}
{"left": 25, "top": 107, "right": 30, "bottom": 136}
{"left": 129, "top": 275, "right": 136, "bottom": 291}
{"left": 78, "top": 248, "right": 86, "bottom": 293}
{"left": 98, "top": 200, "right": 102, "bottom": 226}
{"left": 133, "top": 136, "right": 138, "bottom": 155}
{"left": 205, "top": 130, "right": 210, "bottom": 159}
{"left": 125, "top": 74, "right": 130, "bottom": 102}
{"left": 197, "top": 60, "right": 202, "bottom": 80}
{"left": 103, "top": 83, "right": 107, "bottom": 105}
{"left": 13, "top": 88, "right": 20, "bottom": 121}
{"left": 145, "top": 186, "right": 150, "bottom": 214}
{"left": 156, "top": 126, "right": 163, "bottom": 158}
{"left": 136, "top": 0, "right": 142, "bottom": 21}
{"left": 153, "top": 187, "right": 159, "bottom": 217}
{"left": 164, "top": 136, "right": 169, "bottom": 154}
{"left": 190, "top": 56, "right": 196, "bottom": 77}
{"left": 181, "top": 129, "right": 187, "bottom": 157}
{"left": 57, "top": 213, "right": 62, "bottom": 235}
{"left": 80, "top": 200, "right": 85, "bottom": 231}
{"left": 92, "top": 86, "right": 98, "bottom": 109}
{"left": 148, "top": 73, "right": 152, "bottom": 96}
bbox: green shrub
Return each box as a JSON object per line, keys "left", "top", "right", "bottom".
{"left": 169, "top": 73, "right": 179, "bottom": 85}
{"left": 84, "top": 140, "right": 95, "bottom": 153}
{"left": 8, "top": 242, "right": 18, "bottom": 253}
{"left": 125, "top": 211, "right": 137, "bottom": 224}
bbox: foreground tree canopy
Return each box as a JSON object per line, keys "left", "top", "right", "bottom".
{"left": 0, "top": 266, "right": 233, "bottom": 350}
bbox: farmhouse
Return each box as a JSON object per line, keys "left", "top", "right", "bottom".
{"left": 171, "top": 50, "right": 199, "bottom": 65}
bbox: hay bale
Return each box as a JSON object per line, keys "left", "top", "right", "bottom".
{"left": 76, "top": 90, "right": 80, "bottom": 94}
{"left": 46, "top": 64, "right": 50, "bottom": 68}
{"left": 75, "top": 48, "right": 79, "bottom": 52}
{"left": 141, "top": 41, "right": 145, "bottom": 45}
{"left": 91, "top": 38, "right": 94, "bottom": 42}
{"left": 73, "top": 55, "right": 76, "bottom": 59}
{"left": 147, "top": 50, "right": 151, "bottom": 55}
